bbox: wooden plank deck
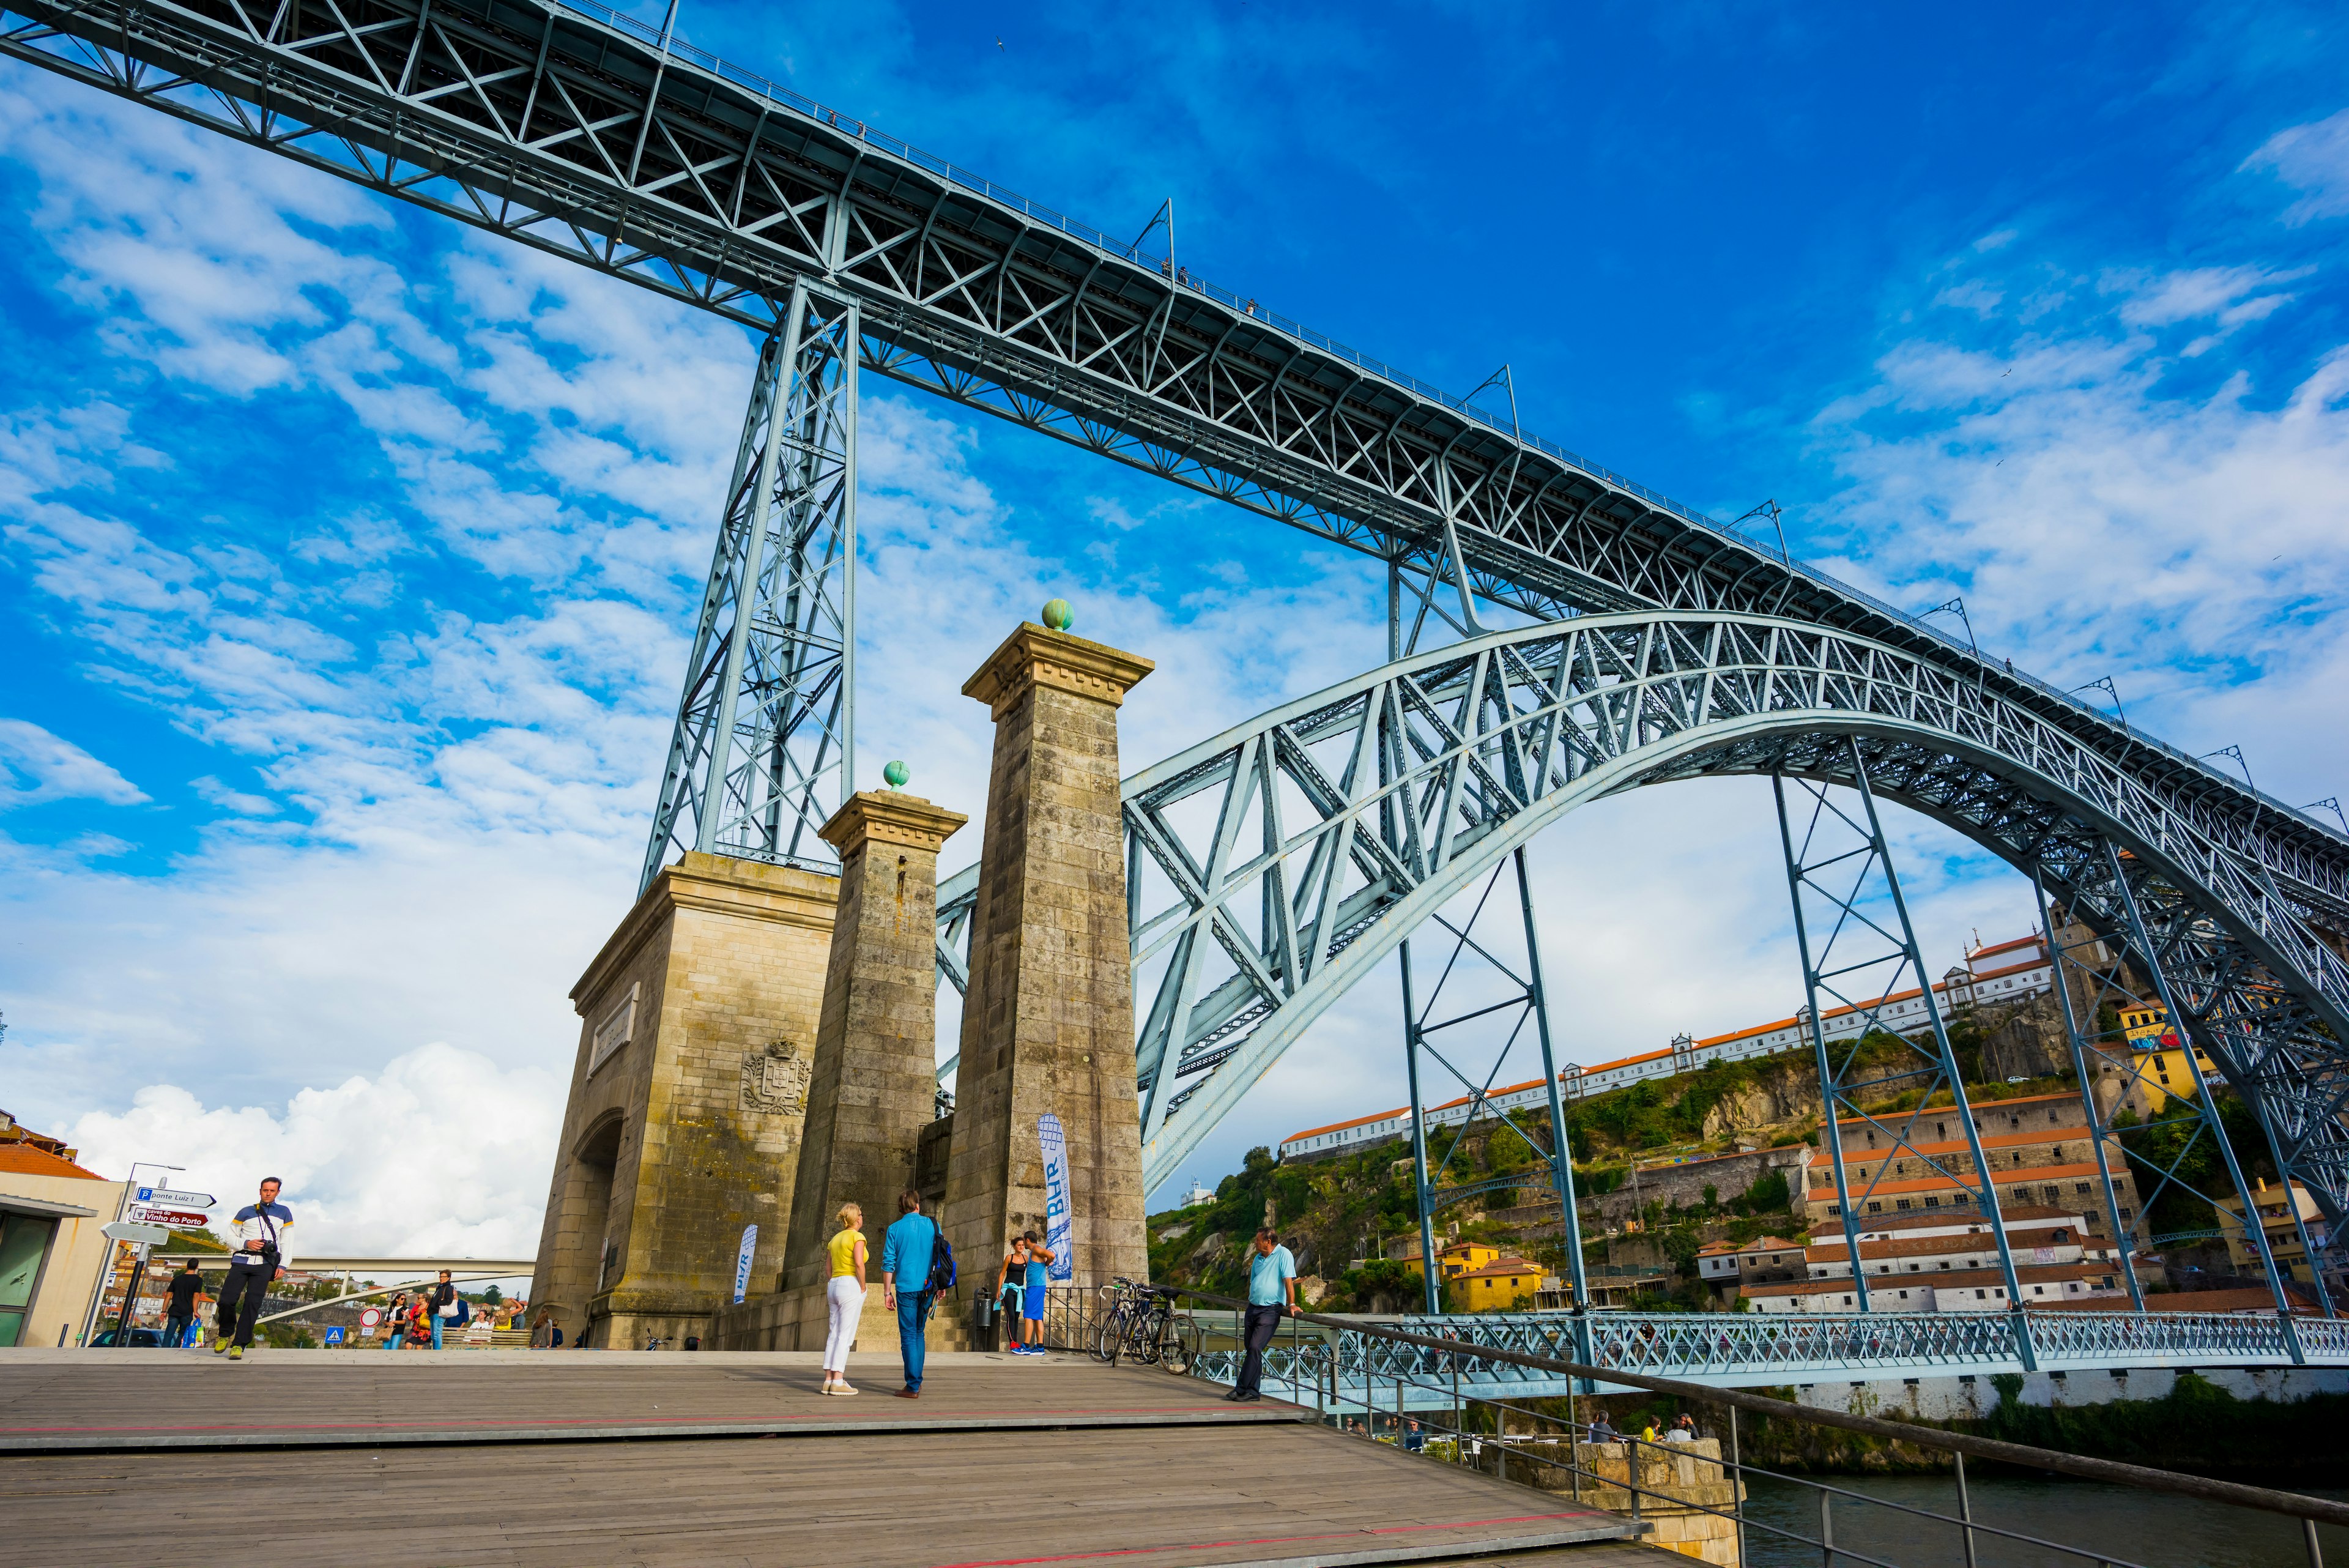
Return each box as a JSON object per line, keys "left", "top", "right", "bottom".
{"left": 0, "top": 1351, "right": 1668, "bottom": 1567}
{"left": 0, "top": 1349, "right": 1299, "bottom": 1452}
{"left": 0, "top": 1423, "right": 1660, "bottom": 1567}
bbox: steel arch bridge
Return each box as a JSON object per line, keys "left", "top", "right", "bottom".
{"left": 8, "top": 0, "right": 2348, "bottom": 1303}
{"left": 929, "top": 615, "right": 2349, "bottom": 1238}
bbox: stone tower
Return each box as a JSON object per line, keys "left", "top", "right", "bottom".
{"left": 528, "top": 852, "right": 835, "bottom": 1348}
{"left": 941, "top": 622, "right": 1154, "bottom": 1293}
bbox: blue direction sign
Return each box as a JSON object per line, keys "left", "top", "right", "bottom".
{"left": 322, "top": 1327, "right": 347, "bottom": 1346}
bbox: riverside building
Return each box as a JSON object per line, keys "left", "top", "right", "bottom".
{"left": 1280, "top": 934, "right": 2054, "bottom": 1162}
{"left": 1741, "top": 1206, "right": 2132, "bottom": 1313}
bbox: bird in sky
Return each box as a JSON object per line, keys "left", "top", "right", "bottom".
{"left": 996, "top": 35, "right": 1004, "bottom": 49}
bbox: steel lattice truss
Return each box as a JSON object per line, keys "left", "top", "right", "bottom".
{"left": 1773, "top": 754, "right": 2029, "bottom": 1316}
{"left": 7, "top": 0, "right": 2348, "bottom": 926}
{"left": 1028, "top": 614, "right": 2349, "bottom": 1242}
{"left": 639, "top": 285, "right": 855, "bottom": 892}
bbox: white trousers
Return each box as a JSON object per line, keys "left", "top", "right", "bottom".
{"left": 823, "top": 1277, "right": 865, "bottom": 1373}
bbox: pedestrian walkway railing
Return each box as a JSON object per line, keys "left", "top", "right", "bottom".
{"left": 1159, "top": 1287, "right": 2348, "bottom": 1568}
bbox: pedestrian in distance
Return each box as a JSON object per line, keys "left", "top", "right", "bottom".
{"left": 820, "top": 1202, "right": 867, "bottom": 1396}
{"left": 529, "top": 1308, "right": 562, "bottom": 1349}
{"left": 404, "top": 1291, "right": 432, "bottom": 1349}
{"left": 880, "top": 1189, "right": 941, "bottom": 1399}
{"left": 1664, "top": 1414, "right": 1696, "bottom": 1443}
{"left": 383, "top": 1290, "right": 410, "bottom": 1350}
{"left": 212, "top": 1177, "right": 292, "bottom": 1361}
{"left": 1587, "top": 1412, "right": 1619, "bottom": 1444}
{"left": 427, "top": 1269, "right": 459, "bottom": 1350}
{"left": 164, "top": 1260, "right": 206, "bottom": 1348}
{"left": 1014, "top": 1230, "right": 1054, "bottom": 1355}
{"left": 1226, "top": 1226, "right": 1296, "bottom": 1403}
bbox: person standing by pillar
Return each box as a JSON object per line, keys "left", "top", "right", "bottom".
{"left": 1227, "top": 1227, "right": 1296, "bottom": 1403}
{"left": 820, "top": 1203, "right": 867, "bottom": 1396}
{"left": 213, "top": 1178, "right": 292, "bottom": 1360}
{"left": 881, "top": 1190, "right": 940, "bottom": 1399}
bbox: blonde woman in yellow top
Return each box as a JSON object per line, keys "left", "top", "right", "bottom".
{"left": 821, "top": 1202, "right": 868, "bottom": 1395}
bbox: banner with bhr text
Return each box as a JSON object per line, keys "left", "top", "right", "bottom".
{"left": 1039, "top": 1113, "right": 1074, "bottom": 1282}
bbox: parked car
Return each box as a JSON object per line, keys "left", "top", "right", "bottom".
{"left": 88, "top": 1327, "right": 169, "bottom": 1347}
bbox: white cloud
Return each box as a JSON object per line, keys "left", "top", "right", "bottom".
{"left": 65, "top": 1042, "right": 562, "bottom": 1260}
{"left": 0, "top": 718, "right": 147, "bottom": 806}
{"left": 2242, "top": 106, "right": 2349, "bottom": 225}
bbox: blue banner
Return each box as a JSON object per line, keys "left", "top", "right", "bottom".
{"left": 1039, "top": 1113, "right": 1073, "bottom": 1282}
{"left": 733, "top": 1223, "right": 758, "bottom": 1305}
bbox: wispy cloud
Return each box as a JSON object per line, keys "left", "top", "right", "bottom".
{"left": 2243, "top": 106, "right": 2349, "bottom": 225}
{"left": 0, "top": 718, "right": 147, "bottom": 807}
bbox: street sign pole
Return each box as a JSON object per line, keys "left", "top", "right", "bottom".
{"left": 98, "top": 1223, "right": 172, "bottom": 1348}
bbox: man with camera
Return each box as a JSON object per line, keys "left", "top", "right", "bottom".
{"left": 212, "top": 1177, "right": 292, "bottom": 1360}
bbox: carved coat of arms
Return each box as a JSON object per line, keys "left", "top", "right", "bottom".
{"left": 741, "top": 1039, "right": 811, "bottom": 1116}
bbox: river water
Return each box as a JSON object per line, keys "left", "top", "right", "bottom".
{"left": 1739, "top": 1473, "right": 2348, "bottom": 1567}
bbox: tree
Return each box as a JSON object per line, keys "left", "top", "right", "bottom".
{"left": 481, "top": 1284, "right": 503, "bottom": 1305}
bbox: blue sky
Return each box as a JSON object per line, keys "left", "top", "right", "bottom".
{"left": 3, "top": 1, "right": 2348, "bottom": 1254}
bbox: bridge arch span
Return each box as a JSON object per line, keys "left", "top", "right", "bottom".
{"left": 1089, "top": 613, "right": 2349, "bottom": 1225}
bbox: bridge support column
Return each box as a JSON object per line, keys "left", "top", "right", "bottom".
{"left": 718, "top": 789, "right": 967, "bottom": 1351}
{"left": 1773, "top": 740, "right": 2030, "bottom": 1362}
{"left": 942, "top": 622, "right": 1155, "bottom": 1294}
{"left": 529, "top": 853, "right": 836, "bottom": 1350}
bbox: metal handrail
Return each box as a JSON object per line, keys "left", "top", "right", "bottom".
{"left": 1159, "top": 1285, "right": 2349, "bottom": 1533}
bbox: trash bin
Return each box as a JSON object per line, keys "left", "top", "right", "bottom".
{"left": 683, "top": 1336, "right": 700, "bottom": 1351}
{"left": 973, "top": 1291, "right": 1000, "bottom": 1352}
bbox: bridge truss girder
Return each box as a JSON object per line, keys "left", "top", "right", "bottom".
{"left": 7, "top": 0, "right": 2347, "bottom": 926}
{"left": 1055, "top": 615, "right": 2347, "bottom": 1281}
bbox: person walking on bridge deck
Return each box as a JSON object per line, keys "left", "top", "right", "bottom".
{"left": 212, "top": 1178, "right": 291, "bottom": 1361}
{"left": 881, "top": 1190, "right": 940, "bottom": 1399}
{"left": 1227, "top": 1227, "right": 1296, "bottom": 1403}
{"left": 164, "top": 1259, "right": 206, "bottom": 1348}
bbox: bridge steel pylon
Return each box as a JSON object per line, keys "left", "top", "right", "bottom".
{"left": 639, "top": 283, "right": 858, "bottom": 896}
{"left": 1773, "top": 743, "right": 2029, "bottom": 1348}
{"left": 2030, "top": 853, "right": 2299, "bottom": 1323}
{"left": 1393, "top": 849, "right": 1590, "bottom": 1322}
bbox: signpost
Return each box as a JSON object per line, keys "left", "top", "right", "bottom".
{"left": 135, "top": 1188, "right": 215, "bottom": 1209}
{"left": 127, "top": 1207, "right": 210, "bottom": 1229}
{"left": 322, "top": 1326, "right": 346, "bottom": 1346}
{"left": 99, "top": 1223, "right": 173, "bottom": 1347}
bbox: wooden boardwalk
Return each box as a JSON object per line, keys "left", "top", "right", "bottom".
{"left": 0, "top": 1349, "right": 1669, "bottom": 1567}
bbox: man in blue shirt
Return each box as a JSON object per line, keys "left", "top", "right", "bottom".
{"left": 879, "top": 1189, "right": 939, "bottom": 1399}
{"left": 1228, "top": 1226, "right": 1296, "bottom": 1403}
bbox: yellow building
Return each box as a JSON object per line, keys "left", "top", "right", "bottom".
{"left": 1399, "top": 1241, "right": 1501, "bottom": 1280}
{"left": 1, "top": 1120, "right": 130, "bottom": 1348}
{"left": 2215, "top": 1178, "right": 2330, "bottom": 1289}
{"left": 1450, "top": 1255, "right": 1543, "bottom": 1310}
{"left": 2120, "top": 1003, "right": 2218, "bottom": 1112}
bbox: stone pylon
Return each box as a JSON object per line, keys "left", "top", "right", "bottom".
{"left": 729, "top": 787, "right": 965, "bottom": 1351}
{"left": 941, "top": 622, "right": 1154, "bottom": 1293}
{"left": 530, "top": 853, "right": 835, "bottom": 1350}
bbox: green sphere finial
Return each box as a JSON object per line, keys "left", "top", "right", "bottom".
{"left": 1041, "top": 597, "right": 1074, "bottom": 632}
{"left": 882, "top": 760, "right": 910, "bottom": 790}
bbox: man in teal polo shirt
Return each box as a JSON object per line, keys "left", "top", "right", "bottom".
{"left": 1227, "top": 1227, "right": 1296, "bottom": 1403}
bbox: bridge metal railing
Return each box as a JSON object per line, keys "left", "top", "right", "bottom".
{"left": 1159, "top": 1288, "right": 2348, "bottom": 1568}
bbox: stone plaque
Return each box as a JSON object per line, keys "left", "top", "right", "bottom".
{"left": 741, "top": 1038, "right": 810, "bottom": 1117}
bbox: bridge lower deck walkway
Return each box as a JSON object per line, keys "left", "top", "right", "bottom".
{"left": 0, "top": 1350, "right": 1664, "bottom": 1567}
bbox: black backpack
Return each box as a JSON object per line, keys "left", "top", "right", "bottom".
{"left": 925, "top": 1226, "right": 957, "bottom": 1295}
